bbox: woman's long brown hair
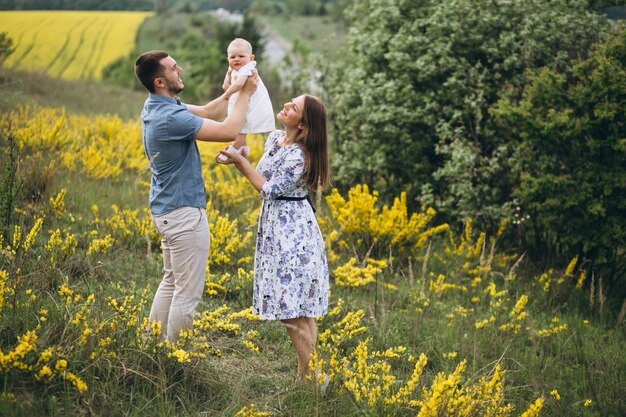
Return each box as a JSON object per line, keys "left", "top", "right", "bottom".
{"left": 293, "top": 95, "right": 330, "bottom": 192}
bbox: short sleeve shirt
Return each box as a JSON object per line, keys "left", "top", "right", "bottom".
{"left": 140, "top": 94, "right": 205, "bottom": 216}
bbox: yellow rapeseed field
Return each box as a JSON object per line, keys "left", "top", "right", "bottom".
{"left": 0, "top": 10, "right": 152, "bottom": 80}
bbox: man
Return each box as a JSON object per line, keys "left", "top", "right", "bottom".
{"left": 134, "top": 50, "right": 257, "bottom": 342}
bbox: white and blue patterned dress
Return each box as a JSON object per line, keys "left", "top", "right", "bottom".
{"left": 252, "top": 130, "right": 329, "bottom": 320}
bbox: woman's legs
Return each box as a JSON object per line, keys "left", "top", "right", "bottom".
{"left": 282, "top": 317, "right": 317, "bottom": 381}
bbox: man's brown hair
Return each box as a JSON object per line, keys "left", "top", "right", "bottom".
{"left": 134, "top": 50, "right": 169, "bottom": 93}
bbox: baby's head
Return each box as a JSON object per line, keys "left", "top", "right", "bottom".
{"left": 227, "top": 38, "right": 254, "bottom": 70}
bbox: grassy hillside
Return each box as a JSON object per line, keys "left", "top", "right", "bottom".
{"left": 1, "top": 69, "right": 148, "bottom": 120}
{"left": 0, "top": 93, "right": 624, "bottom": 417}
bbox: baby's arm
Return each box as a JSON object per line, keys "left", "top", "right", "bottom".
{"left": 222, "top": 68, "right": 232, "bottom": 91}
{"left": 223, "top": 74, "right": 248, "bottom": 99}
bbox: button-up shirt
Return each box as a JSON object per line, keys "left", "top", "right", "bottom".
{"left": 141, "top": 94, "right": 205, "bottom": 216}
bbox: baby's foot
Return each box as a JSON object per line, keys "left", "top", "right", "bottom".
{"left": 217, "top": 145, "right": 240, "bottom": 162}
{"left": 238, "top": 146, "right": 250, "bottom": 158}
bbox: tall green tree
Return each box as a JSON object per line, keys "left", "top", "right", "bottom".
{"left": 322, "top": 0, "right": 608, "bottom": 228}
{"left": 494, "top": 29, "right": 626, "bottom": 287}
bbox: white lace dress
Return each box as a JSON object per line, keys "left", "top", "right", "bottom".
{"left": 252, "top": 131, "right": 329, "bottom": 320}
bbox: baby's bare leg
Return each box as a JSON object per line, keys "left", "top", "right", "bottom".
{"left": 232, "top": 133, "right": 247, "bottom": 150}
{"left": 232, "top": 134, "right": 249, "bottom": 158}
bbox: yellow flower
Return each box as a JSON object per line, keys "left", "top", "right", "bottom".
{"left": 550, "top": 389, "right": 561, "bottom": 400}
{"left": 54, "top": 359, "right": 67, "bottom": 371}
{"left": 334, "top": 257, "right": 387, "bottom": 288}
{"left": 520, "top": 397, "right": 544, "bottom": 417}
{"left": 475, "top": 316, "right": 495, "bottom": 329}
{"left": 242, "top": 340, "right": 260, "bottom": 353}
{"left": 169, "top": 349, "right": 190, "bottom": 363}
{"left": 235, "top": 404, "right": 269, "bottom": 417}
{"left": 50, "top": 189, "right": 67, "bottom": 218}
{"left": 39, "top": 349, "right": 52, "bottom": 363}
{"left": 246, "top": 330, "right": 260, "bottom": 340}
{"left": 36, "top": 365, "right": 53, "bottom": 381}
{"left": 64, "top": 371, "right": 88, "bottom": 393}
{"left": 583, "top": 399, "right": 592, "bottom": 407}
{"left": 22, "top": 218, "right": 44, "bottom": 253}
{"left": 87, "top": 234, "right": 115, "bottom": 255}
{"left": 443, "top": 352, "right": 457, "bottom": 360}
{"left": 564, "top": 256, "right": 578, "bottom": 276}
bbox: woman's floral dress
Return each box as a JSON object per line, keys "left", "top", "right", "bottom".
{"left": 252, "top": 130, "right": 329, "bottom": 320}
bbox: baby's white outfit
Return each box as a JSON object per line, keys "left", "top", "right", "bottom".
{"left": 227, "top": 61, "right": 275, "bottom": 134}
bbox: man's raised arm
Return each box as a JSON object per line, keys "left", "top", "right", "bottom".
{"left": 192, "top": 69, "right": 259, "bottom": 142}
{"left": 186, "top": 95, "right": 228, "bottom": 120}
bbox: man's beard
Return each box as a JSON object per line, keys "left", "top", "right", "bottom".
{"left": 166, "top": 78, "right": 184, "bottom": 95}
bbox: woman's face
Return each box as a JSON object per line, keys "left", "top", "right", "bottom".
{"left": 277, "top": 95, "right": 306, "bottom": 129}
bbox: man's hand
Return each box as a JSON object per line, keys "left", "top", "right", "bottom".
{"left": 240, "top": 69, "right": 259, "bottom": 97}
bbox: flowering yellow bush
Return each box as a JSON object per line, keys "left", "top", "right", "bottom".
{"left": 325, "top": 184, "right": 448, "bottom": 259}
{"left": 205, "top": 268, "right": 254, "bottom": 297}
{"left": 1, "top": 106, "right": 144, "bottom": 179}
{"left": 333, "top": 257, "right": 387, "bottom": 287}
{"left": 311, "top": 308, "right": 543, "bottom": 416}
{"left": 207, "top": 202, "right": 254, "bottom": 269}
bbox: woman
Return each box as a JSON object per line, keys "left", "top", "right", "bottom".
{"left": 218, "top": 94, "right": 330, "bottom": 382}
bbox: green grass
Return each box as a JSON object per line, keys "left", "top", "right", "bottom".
{"left": 1, "top": 68, "right": 147, "bottom": 121}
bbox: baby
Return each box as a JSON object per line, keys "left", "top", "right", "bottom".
{"left": 218, "top": 38, "right": 275, "bottom": 161}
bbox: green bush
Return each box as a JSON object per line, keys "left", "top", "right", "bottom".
{"left": 322, "top": 0, "right": 608, "bottom": 228}
{"left": 493, "top": 29, "right": 626, "bottom": 290}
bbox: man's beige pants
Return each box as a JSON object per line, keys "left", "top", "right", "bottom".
{"left": 149, "top": 206, "right": 209, "bottom": 342}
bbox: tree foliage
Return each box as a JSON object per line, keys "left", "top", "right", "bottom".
{"left": 249, "top": 0, "right": 338, "bottom": 16}
{"left": 493, "top": 29, "right": 626, "bottom": 285}
{"left": 322, "top": 0, "right": 608, "bottom": 228}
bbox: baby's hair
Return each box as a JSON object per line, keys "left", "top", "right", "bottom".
{"left": 228, "top": 38, "right": 253, "bottom": 55}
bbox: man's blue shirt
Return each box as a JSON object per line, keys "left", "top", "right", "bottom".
{"left": 141, "top": 94, "right": 205, "bottom": 216}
